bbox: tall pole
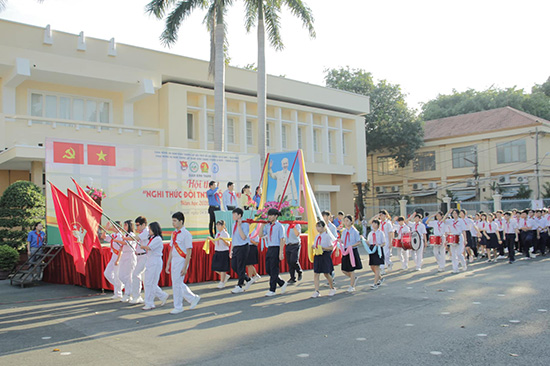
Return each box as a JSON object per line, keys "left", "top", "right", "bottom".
{"left": 535, "top": 127, "right": 540, "bottom": 200}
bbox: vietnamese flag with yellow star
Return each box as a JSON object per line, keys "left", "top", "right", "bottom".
{"left": 87, "top": 144, "right": 116, "bottom": 166}
{"left": 53, "top": 142, "right": 84, "bottom": 164}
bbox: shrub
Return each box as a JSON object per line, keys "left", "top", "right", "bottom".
{"left": 0, "top": 181, "right": 45, "bottom": 251}
{"left": 0, "top": 245, "right": 20, "bottom": 271}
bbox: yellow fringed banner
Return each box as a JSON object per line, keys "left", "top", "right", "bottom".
{"left": 203, "top": 237, "right": 232, "bottom": 255}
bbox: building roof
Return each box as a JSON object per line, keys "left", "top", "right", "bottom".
{"left": 424, "top": 107, "right": 550, "bottom": 141}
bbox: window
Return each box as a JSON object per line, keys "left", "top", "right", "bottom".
{"left": 207, "top": 115, "right": 215, "bottom": 142}
{"left": 378, "top": 156, "right": 398, "bottom": 175}
{"left": 266, "top": 123, "right": 271, "bottom": 147}
{"left": 187, "top": 113, "right": 194, "bottom": 140}
{"left": 452, "top": 145, "right": 476, "bottom": 168}
{"left": 297, "top": 127, "right": 303, "bottom": 149}
{"left": 413, "top": 151, "right": 436, "bottom": 172}
{"left": 282, "top": 125, "right": 287, "bottom": 149}
{"left": 227, "top": 118, "right": 235, "bottom": 144}
{"left": 246, "top": 120, "right": 253, "bottom": 146}
{"left": 497, "top": 139, "right": 526, "bottom": 164}
{"left": 29, "top": 91, "right": 111, "bottom": 123}
{"left": 313, "top": 129, "right": 319, "bottom": 152}
{"left": 315, "top": 192, "right": 331, "bottom": 212}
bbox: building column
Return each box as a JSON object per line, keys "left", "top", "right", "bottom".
{"left": 443, "top": 195, "right": 452, "bottom": 212}
{"left": 123, "top": 102, "right": 134, "bottom": 126}
{"left": 275, "top": 107, "right": 283, "bottom": 151}
{"left": 2, "top": 58, "right": 31, "bottom": 115}
{"left": 291, "top": 110, "right": 299, "bottom": 150}
{"left": 30, "top": 161, "right": 43, "bottom": 188}
{"left": 336, "top": 118, "right": 344, "bottom": 166}
{"left": 199, "top": 95, "right": 208, "bottom": 149}
{"left": 306, "top": 113, "right": 314, "bottom": 163}
{"left": 322, "top": 116, "right": 329, "bottom": 164}
{"left": 239, "top": 101, "right": 247, "bottom": 153}
{"left": 493, "top": 193, "right": 502, "bottom": 212}
{"left": 399, "top": 198, "right": 408, "bottom": 217}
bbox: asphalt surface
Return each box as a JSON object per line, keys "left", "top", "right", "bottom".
{"left": 1, "top": 250, "right": 549, "bottom": 366}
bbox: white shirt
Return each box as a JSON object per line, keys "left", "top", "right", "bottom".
{"left": 379, "top": 219, "right": 394, "bottom": 245}
{"left": 502, "top": 220, "right": 518, "bottom": 234}
{"left": 136, "top": 227, "right": 149, "bottom": 254}
{"left": 408, "top": 221, "right": 427, "bottom": 236}
{"left": 222, "top": 189, "right": 238, "bottom": 210}
{"left": 171, "top": 226, "right": 193, "bottom": 258}
{"left": 315, "top": 231, "right": 333, "bottom": 249}
{"left": 428, "top": 220, "right": 448, "bottom": 236}
{"left": 395, "top": 224, "right": 410, "bottom": 239}
{"left": 446, "top": 219, "right": 466, "bottom": 235}
{"left": 106, "top": 233, "right": 123, "bottom": 255}
{"left": 367, "top": 229, "right": 386, "bottom": 246}
{"left": 485, "top": 221, "right": 498, "bottom": 234}
{"left": 214, "top": 230, "right": 230, "bottom": 251}
{"left": 326, "top": 221, "right": 338, "bottom": 238}
{"left": 146, "top": 236, "right": 164, "bottom": 260}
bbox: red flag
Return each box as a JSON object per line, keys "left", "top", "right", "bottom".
{"left": 71, "top": 177, "right": 103, "bottom": 213}
{"left": 50, "top": 183, "right": 74, "bottom": 257}
{"left": 67, "top": 189, "right": 102, "bottom": 274}
{"left": 87, "top": 144, "right": 116, "bottom": 166}
{"left": 53, "top": 142, "right": 84, "bottom": 164}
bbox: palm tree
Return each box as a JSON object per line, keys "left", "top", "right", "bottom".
{"left": 146, "top": 0, "right": 233, "bottom": 152}
{"left": 243, "top": 0, "right": 315, "bottom": 162}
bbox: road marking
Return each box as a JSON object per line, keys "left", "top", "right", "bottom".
{"left": 497, "top": 294, "right": 505, "bottom": 297}
{"left": 60, "top": 352, "right": 71, "bottom": 356}
{"left": 406, "top": 287, "right": 413, "bottom": 290}
{"left": 41, "top": 337, "right": 51, "bottom": 340}
{"left": 509, "top": 320, "right": 520, "bottom": 323}
{"left": 447, "top": 290, "right": 455, "bottom": 293}
{"left": 441, "top": 312, "right": 451, "bottom": 315}
{"left": 405, "top": 324, "right": 414, "bottom": 327}
{"left": 297, "top": 354, "right": 309, "bottom": 358}
{"left": 537, "top": 309, "right": 547, "bottom": 312}
{"left": 356, "top": 338, "right": 366, "bottom": 341}
{"left": 472, "top": 302, "right": 481, "bottom": 305}
{"left": 477, "top": 334, "right": 487, "bottom": 337}
{"left": 430, "top": 351, "right": 442, "bottom": 355}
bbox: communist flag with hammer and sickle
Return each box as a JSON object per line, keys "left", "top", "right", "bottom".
{"left": 53, "top": 142, "right": 84, "bottom": 164}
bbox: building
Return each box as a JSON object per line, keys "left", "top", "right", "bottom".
{"left": 367, "top": 107, "right": 550, "bottom": 216}
{"left": 0, "top": 20, "right": 369, "bottom": 214}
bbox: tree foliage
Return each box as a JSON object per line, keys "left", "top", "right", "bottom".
{"left": 421, "top": 80, "right": 550, "bottom": 121}
{"left": 0, "top": 181, "right": 45, "bottom": 251}
{"left": 515, "top": 184, "right": 533, "bottom": 200}
{"left": 325, "top": 67, "right": 424, "bottom": 168}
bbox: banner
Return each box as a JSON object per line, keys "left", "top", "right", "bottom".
{"left": 45, "top": 138, "right": 260, "bottom": 243}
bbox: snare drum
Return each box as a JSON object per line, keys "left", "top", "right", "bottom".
{"left": 400, "top": 232, "right": 413, "bottom": 250}
{"left": 447, "top": 234, "right": 460, "bottom": 244}
{"left": 429, "top": 235, "right": 442, "bottom": 245}
{"left": 392, "top": 238, "right": 402, "bottom": 248}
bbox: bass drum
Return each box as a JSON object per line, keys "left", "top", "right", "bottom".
{"left": 410, "top": 231, "right": 421, "bottom": 251}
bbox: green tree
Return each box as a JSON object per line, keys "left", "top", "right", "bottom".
{"left": 541, "top": 182, "right": 550, "bottom": 199}
{"left": 325, "top": 67, "right": 424, "bottom": 168}
{"left": 0, "top": 181, "right": 45, "bottom": 251}
{"left": 146, "top": 0, "right": 233, "bottom": 152}
{"left": 515, "top": 184, "right": 533, "bottom": 199}
{"left": 243, "top": 0, "right": 315, "bottom": 163}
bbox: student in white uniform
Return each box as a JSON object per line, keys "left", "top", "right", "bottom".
{"left": 367, "top": 219, "right": 386, "bottom": 289}
{"left": 130, "top": 216, "right": 148, "bottom": 304}
{"left": 339, "top": 215, "right": 362, "bottom": 292}
{"left": 407, "top": 213, "right": 427, "bottom": 271}
{"left": 427, "top": 212, "right": 448, "bottom": 272}
{"left": 262, "top": 208, "right": 288, "bottom": 297}
{"left": 445, "top": 209, "right": 468, "bottom": 273}
{"left": 322, "top": 210, "right": 338, "bottom": 280}
{"left": 230, "top": 208, "right": 252, "bottom": 293}
{"left": 222, "top": 182, "right": 238, "bottom": 211}
{"left": 139, "top": 222, "right": 169, "bottom": 310}
{"left": 310, "top": 221, "right": 336, "bottom": 298}
{"left": 502, "top": 211, "right": 519, "bottom": 264}
{"left": 394, "top": 216, "right": 411, "bottom": 270}
{"left": 285, "top": 223, "right": 303, "bottom": 283}
{"left": 483, "top": 213, "right": 502, "bottom": 263}
{"left": 371, "top": 210, "right": 394, "bottom": 275}
{"left": 460, "top": 211, "right": 479, "bottom": 263}
{"left": 210, "top": 220, "right": 231, "bottom": 288}
{"left": 165, "top": 212, "right": 200, "bottom": 314}
{"left": 103, "top": 221, "right": 124, "bottom": 299}
{"left": 118, "top": 220, "right": 137, "bottom": 302}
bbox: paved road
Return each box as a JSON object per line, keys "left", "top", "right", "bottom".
{"left": 1, "top": 252, "right": 549, "bottom": 366}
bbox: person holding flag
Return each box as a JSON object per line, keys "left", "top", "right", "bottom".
{"left": 165, "top": 212, "right": 200, "bottom": 314}
{"left": 102, "top": 221, "right": 124, "bottom": 300}
{"left": 130, "top": 216, "right": 148, "bottom": 304}
{"left": 118, "top": 220, "right": 137, "bottom": 302}
{"left": 261, "top": 208, "right": 288, "bottom": 297}
{"left": 139, "top": 222, "right": 169, "bottom": 310}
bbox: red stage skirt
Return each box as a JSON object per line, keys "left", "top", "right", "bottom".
{"left": 43, "top": 235, "right": 340, "bottom": 290}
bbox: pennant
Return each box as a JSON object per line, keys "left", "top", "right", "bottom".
{"left": 53, "top": 142, "right": 84, "bottom": 164}
{"left": 49, "top": 183, "right": 74, "bottom": 257}
{"left": 71, "top": 177, "right": 103, "bottom": 213}
{"left": 67, "top": 189, "right": 102, "bottom": 274}
{"left": 87, "top": 144, "right": 116, "bottom": 166}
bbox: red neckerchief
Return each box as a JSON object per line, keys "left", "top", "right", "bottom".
{"left": 233, "top": 222, "right": 238, "bottom": 236}
{"left": 147, "top": 237, "right": 154, "bottom": 246}
{"left": 414, "top": 223, "right": 419, "bottom": 232}
{"left": 372, "top": 231, "right": 377, "bottom": 244}
{"left": 36, "top": 231, "right": 41, "bottom": 247}
{"left": 437, "top": 221, "right": 443, "bottom": 233}
{"left": 229, "top": 191, "right": 236, "bottom": 204}
{"left": 315, "top": 235, "right": 322, "bottom": 248}
{"left": 344, "top": 231, "right": 350, "bottom": 247}
{"left": 381, "top": 221, "right": 386, "bottom": 231}
{"left": 269, "top": 222, "right": 275, "bottom": 242}
{"left": 287, "top": 224, "right": 296, "bottom": 238}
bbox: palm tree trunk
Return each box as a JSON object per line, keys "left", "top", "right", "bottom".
{"left": 214, "top": 21, "right": 226, "bottom": 152}
{"left": 257, "top": 3, "right": 267, "bottom": 162}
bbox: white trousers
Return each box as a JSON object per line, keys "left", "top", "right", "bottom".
{"left": 118, "top": 251, "right": 136, "bottom": 297}
{"left": 450, "top": 242, "right": 467, "bottom": 272}
{"left": 104, "top": 255, "right": 123, "bottom": 296}
{"left": 382, "top": 242, "right": 392, "bottom": 268}
{"left": 411, "top": 242, "right": 424, "bottom": 269}
{"left": 131, "top": 254, "right": 147, "bottom": 300}
{"left": 171, "top": 256, "right": 197, "bottom": 310}
{"left": 396, "top": 247, "right": 409, "bottom": 269}
{"left": 432, "top": 244, "right": 446, "bottom": 270}
{"left": 144, "top": 257, "right": 167, "bottom": 308}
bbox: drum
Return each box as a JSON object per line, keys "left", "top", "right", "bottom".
{"left": 392, "top": 238, "right": 402, "bottom": 248}
{"left": 429, "top": 235, "right": 442, "bottom": 245}
{"left": 410, "top": 231, "right": 421, "bottom": 251}
{"left": 447, "top": 234, "right": 460, "bottom": 244}
{"left": 401, "top": 232, "right": 421, "bottom": 250}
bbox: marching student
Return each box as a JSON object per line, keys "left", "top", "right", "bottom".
{"left": 340, "top": 215, "right": 363, "bottom": 292}
{"left": 223, "top": 182, "right": 238, "bottom": 211}
{"left": 207, "top": 181, "right": 221, "bottom": 238}
{"left": 427, "top": 212, "right": 448, "bottom": 272}
{"left": 406, "top": 213, "right": 427, "bottom": 271}
{"left": 539, "top": 209, "right": 549, "bottom": 255}
{"left": 103, "top": 221, "right": 124, "bottom": 300}
{"left": 241, "top": 184, "right": 253, "bottom": 210}
{"left": 459, "top": 210, "right": 478, "bottom": 263}
{"left": 245, "top": 233, "right": 261, "bottom": 289}
{"left": 130, "top": 216, "right": 148, "bottom": 304}
{"left": 394, "top": 216, "right": 411, "bottom": 270}
{"left": 262, "top": 209, "right": 288, "bottom": 297}
{"left": 310, "top": 221, "right": 336, "bottom": 298}
{"left": 322, "top": 210, "right": 338, "bottom": 280}
{"left": 483, "top": 213, "right": 502, "bottom": 263}
{"left": 502, "top": 211, "right": 519, "bottom": 264}
{"left": 230, "top": 208, "right": 252, "bottom": 293}
{"left": 534, "top": 209, "right": 547, "bottom": 256}
{"left": 445, "top": 209, "right": 468, "bottom": 273}
{"left": 495, "top": 210, "right": 507, "bottom": 259}
{"left": 518, "top": 210, "right": 534, "bottom": 259}
{"left": 374, "top": 210, "right": 394, "bottom": 274}
{"left": 210, "top": 220, "right": 231, "bottom": 288}
{"left": 285, "top": 222, "right": 303, "bottom": 283}
{"left": 367, "top": 219, "right": 386, "bottom": 289}
{"left": 476, "top": 213, "right": 489, "bottom": 259}
{"left": 165, "top": 212, "right": 201, "bottom": 314}
{"left": 139, "top": 222, "right": 169, "bottom": 311}
{"left": 118, "top": 220, "right": 137, "bottom": 302}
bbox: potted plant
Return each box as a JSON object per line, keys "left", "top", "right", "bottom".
{"left": 0, "top": 245, "right": 19, "bottom": 279}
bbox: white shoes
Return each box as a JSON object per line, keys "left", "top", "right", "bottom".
{"left": 189, "top": 295, "right": 200, "bottom": 309}
{"left": 347, "top": 286, "right": 355, "bottom": 293}
{"left": 243, "top": 278, "right": 254, "bottom": 291}
{"left": 170, "top": 308, "right": 184, "bottom": 315}
{"left": 120, "top": 295, "right": 130, "bottom": 302}
{"left": 370, "top": 284, "right": 378, "bottom": 290}
{"left": 253, "top": 274, "right": 261, "bottom": 282}
{"left": 437, "top": 268, "right": 444, "bottom": 272}
{"left": 265, "top": 291, "right": 276, "bottom": 297}
{"left": 110, "top": 294, "right": 122, "bottom": 300}
{"left": 129, "top": 297, "right": 144, "bottom": 304}
{"left": 231, "top": 285, "right": 244, "bottom": 294}
{"left": 160, "top": 293, "right": 169, "bottom": 306}
{"left": 142, "top": 305, "right": 154, "bottom": 310}
{"left": 310, "top": 291, "right": 320, "bottom": 298}
{"left": 217, "top": 281, "right": 224, "bottom": 289}
{"left": 280, "top": 281, "right": 288, "bottom": 294}
{"left": 328, "top": 288, "right": 336, "bottom": 297}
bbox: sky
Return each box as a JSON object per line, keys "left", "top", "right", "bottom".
{"left": 2, "top": 0, "right": 549, "bottom": 110}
